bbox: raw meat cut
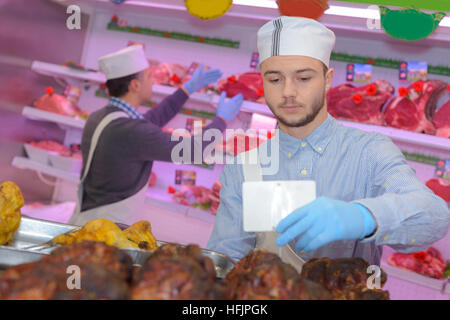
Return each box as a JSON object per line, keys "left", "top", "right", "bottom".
{"left": 384, "top": 80, "right": 447, "bottom": 134}
{"left": 148, "top": 172, "right": 157, "bottom": 187}
{"left": 426, "top": 177, "right": 450, "bottom": 202}
{"left": 217, "top": 132, "right": 268, "bottom": 155}
{"left": 29, "top": 141, "right": 71, "bottom": 157}
{"left": 148, "top": 61, "right": 188, "bottom": 88}
{"left": 33, "top": 91, "right": 87, "bottom": 118}
{"left": 326, "top": 80, "right": 395, "bottom": 125}
{"left": 172, "top": 185, "right": 213, "bottom": 207}
{"left": 433, "top": 100, "right": 450, "bottom": 138}
{"left": 209, "top": 181, "right": 221, "bottom": 214}
{"left": 387, "top": 247, "right": 446, "bottom": 279}
{"left": 218, "top": 72, "right": 266, "bottom": 104}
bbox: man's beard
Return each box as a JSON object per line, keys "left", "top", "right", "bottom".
{"left": 269, "top": 89, "right": 325, "bottom": 128}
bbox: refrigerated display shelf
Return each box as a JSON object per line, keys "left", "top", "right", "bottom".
{"left": 381, "top": 261, "right": 449, "bottom": 293}
{"left": 22, "top": 106, "right": 86, "bottom": 129}
{"left": 31, "top": 60, "right": 106, "bottom": 83}
{"left": 12, "top": 156, "right": 80, "bottom": 183}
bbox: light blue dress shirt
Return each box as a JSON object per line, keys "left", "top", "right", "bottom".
{"left": 207, "top": 114, "right": 450, "bottom": 265}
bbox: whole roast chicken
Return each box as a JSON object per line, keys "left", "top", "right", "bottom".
{"left": 0, "top": 181, "right": 23, "bottom": 245}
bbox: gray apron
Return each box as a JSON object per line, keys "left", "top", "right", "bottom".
{"left": 68, "top": 111, "right": 148, "bottom": 226}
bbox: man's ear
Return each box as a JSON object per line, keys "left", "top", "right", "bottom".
{"left": 325, "top": 68, "right": 334, "bottom": 91}
{"left": 129, "top": 78, "right": 141, "bottom": 93}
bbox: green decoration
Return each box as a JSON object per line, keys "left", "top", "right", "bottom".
{"left": 402, "top": 152, "right": 439, "bottom": 166}
{"left": 379, "top": 6, "right": 445, "bottom": 41}
{"left": 330, "top": 52, "right": 450, "bottom": 77}
{"left": 107, "top": 22, "right": 239, "bottom": 49}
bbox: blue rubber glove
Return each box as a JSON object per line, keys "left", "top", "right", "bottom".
{"left": 184, "top": 63, "right": 223, "bottom": 94}
{"left": 275, "top": 197, "right": 376, "bottom": 252}
{"left": 216, "top": 91, "right": 244, "bottom": 123}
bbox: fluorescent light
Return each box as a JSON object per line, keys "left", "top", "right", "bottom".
{"left": 232, "top": 0, "right": 277, "bottom": 9}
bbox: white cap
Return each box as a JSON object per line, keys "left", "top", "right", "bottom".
{"left": 257, "top": 16, "right": 335, "bottom": 67}
{"left": 98, "top": 45, "right": 150, "bottom": 80}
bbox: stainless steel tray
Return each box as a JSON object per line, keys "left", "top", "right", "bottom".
{"left": 4, "top": 216, "right": 236, "bottom": 277}
{"left": 0, "top": 246, "right": 46, "bottom": 270}
{"left": 122, "top": 244, "right": 236, "bottom": 279}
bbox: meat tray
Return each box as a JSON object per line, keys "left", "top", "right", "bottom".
{"left": 2, "top": 216, "right": 236, "bottom": 278}
{"left": 0, "top": 246, "right": 46, "bottom": 270}
{"left": 122, "top": 245, "right": 236, "bottom": 279}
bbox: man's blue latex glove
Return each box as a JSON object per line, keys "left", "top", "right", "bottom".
{"left": 216, "top": 91, "right": 244, "bottom": 123}
{"left": 184, "top": 63, "right": 223, "bottom": 94}
{"left": 276, "top": 197, "right": 376, "bottom": 252}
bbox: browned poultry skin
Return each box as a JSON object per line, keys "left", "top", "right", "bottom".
{"left": 0, "top": 181, "right": 24, "bottom": 245}
{"left": 131, "top": 243, "right": 229, "bottom": 300}
{"left": 123, "top": 220, "right": 158, "bottom": 251}
{"left": 0, "top": 241, "right": 132, "bottom": 300}
{"left": 147, "top": 243, "right": 216, "bottom": 281}
{"left": 225, "top": 250, "right": 304, "bottom": 300}
{"left": 301, "top": 257, "right": 389, "bottom": 300}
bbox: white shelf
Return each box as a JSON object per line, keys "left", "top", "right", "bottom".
{"left": 337, "top": 120, "right": 450, "bottom": 152}
{"left": 146, "top": 185, "right": 216, "bottom": 224}
{"left": 381, "top": 262, "right": 448, "bottom": 292}
{"left": 31, "top": 60, "right": 106, "bottom": 83}
{"left": 12, "top": 157, "right": 81, "bottom": 183}
{"left": 22, "top": 106, "right": 86, "bottom": 130}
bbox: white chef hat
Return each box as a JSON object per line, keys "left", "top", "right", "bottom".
{"left": 257, "top": 16, "right": 336, "bottom": 67}
{"left": 98, "top": 45, "right": 150, "bottom": 80}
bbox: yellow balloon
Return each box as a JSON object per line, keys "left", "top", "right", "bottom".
{"left": 185, "top": 0, "right": 233, "bottom": 20}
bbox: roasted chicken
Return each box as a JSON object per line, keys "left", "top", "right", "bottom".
{"left": 52, "top": 218, "right": 138, "bottom": 249}
{"left": 52, "top": 218, "right": 160, "bottom": 251}
{"left": 0, "top": 241, "right": 131, "bottom": 300}
{"left": 131, "top": 243, "right": 228, "bottom": 300}
{"left": 123, "top": 220, "right": 158, "bottom": 251}
{"left": 0, "top": 181, "right": 24, "bottom": 245}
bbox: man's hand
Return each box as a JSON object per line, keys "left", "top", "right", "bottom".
{"left": 275, "top": 197, "right": 376, "bottom": 252}
{"left": 184, "top": 63, "right": 222, "bottom": 94}
{"left": 216, "top": 91, "right": 244, "bottom": 123}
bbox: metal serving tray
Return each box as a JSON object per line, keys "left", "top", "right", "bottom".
{"left": 122, "top": 244, "right": 236, "bottom": 279}
{"left": 0, "top": 246, "right": 46, "bottom": 270}
{"left": 2, "top": 216, "right": 236, "bottom": 277}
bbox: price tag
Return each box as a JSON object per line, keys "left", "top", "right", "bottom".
{"left": 435, "top": 159, "right": 450, "bottom": 181}
{"left": 399, "top": 61, "right": 428, "bottom": 81}
{"left": 347, "top": 64, "right": 372, "bottom": 83}
{"left": 175, "top": 170, "right": 196, "bottom": 185}
{"left": 186, "top": 62, "right": 200, "bottom": 76}
{"left": 250, "top": 52, "right": 259, "bottom": 69}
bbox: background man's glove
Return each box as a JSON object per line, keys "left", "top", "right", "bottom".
{"left": 216, "top": 91, "right": 244, "bottom": 123}
{"left": 275, "top": 197, "right": 376, "bottom": 252}
{"left": 184, "top": 63, "right": 222, "bottom": 94}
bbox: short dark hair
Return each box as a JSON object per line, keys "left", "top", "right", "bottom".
{"left": 106, "top": 73, "right": 139, "bottom": 98}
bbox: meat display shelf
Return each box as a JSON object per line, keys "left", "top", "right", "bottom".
{"left": 337, "top": 120, "right": 450, "bottom": 154}
{"left": 31, "top": 60, "right": 106, "bottom": 83}
{"left": 12, "top": 156, "right": 81, "bottom": 183}
{"left": 22, "top": 106, "right": 86, "bottom": 130}
{"left": 380, "top": 262, "right": 449, "bottom": 293}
